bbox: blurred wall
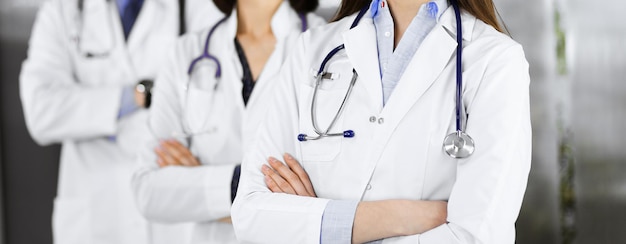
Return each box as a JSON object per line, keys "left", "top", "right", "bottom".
{"left": 494, "top": 0, "right": 561, "bottom": 243}
{"left": 0, "top": 1, "right": 60, "bottom": 244}
{"left": 567, "top": 0, "right": 626, "bottom": 243}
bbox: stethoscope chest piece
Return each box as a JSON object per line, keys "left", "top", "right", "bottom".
{"left": 443, "top": 131, "right": 475, "bottom": 158}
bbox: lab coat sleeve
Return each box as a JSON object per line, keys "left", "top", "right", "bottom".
{"left": 417, "top": 44, "right": 532, "bottom": 243}
{"left": 231, "top": 35, "right": 331, "bottom": 244}
{"left": 131, "top": 38, "right": 233, "bottom": 223}
{"left": 19, "top": 0, "right": 123, "bottom": 146}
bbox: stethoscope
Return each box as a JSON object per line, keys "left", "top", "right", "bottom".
{"left": 72, "top": 0, "right": 116, "bottom": 58}
{"left": 178, "top": 13, "right": 309, "bottom": 138}
{"left": 297, "top": 0, "right": 475, "bottom": 159}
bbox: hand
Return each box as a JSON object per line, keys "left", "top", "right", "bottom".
{"left": 261, "top": 153, "right": 316, "bottom": 197}
{"left": 217, "top": 217, "right": 232, "bottom": 224}
{"left": 134, "top": 88, "right": 146, "bottom": 108}
{"left": 154, "top": 140, "right": 201, "bottom": 168}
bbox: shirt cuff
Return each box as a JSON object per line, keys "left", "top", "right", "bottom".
{"left": 321, "top": 200, "right": 359, "bottom": 244}
{"left": 118, "top": 85, "right": 138, "bottom": 119}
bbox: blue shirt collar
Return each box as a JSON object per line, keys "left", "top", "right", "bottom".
{"left": 370, "top": 0, "right": 448, "bottom": 22}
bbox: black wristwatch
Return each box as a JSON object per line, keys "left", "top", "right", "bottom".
{"left": 135, "top": 79, "right": 154, "bottom": 108}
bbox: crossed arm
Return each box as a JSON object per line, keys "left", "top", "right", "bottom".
{"left": 261, "top": 154, "right": 448, "bottom": 244}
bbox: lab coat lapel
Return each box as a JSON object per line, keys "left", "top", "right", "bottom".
{"left": 81, "top": 0, "right": 118, "bottom": 52}
{"left": 126, "top": 0, "right": 171, "bottom": 51}
{"left": 343, "top": 16, "right": 384, "bottom": 111}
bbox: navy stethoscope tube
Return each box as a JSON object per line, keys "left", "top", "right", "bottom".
{"left": 180, "top": 12, "right": 309, "bottom": 138}
{"left": 187, "top": 13, "right": 309, "bottom": 81}
{"left": 453, "top": 1, "right": 463, "bottom": 133}
{"left": 296, "top": 6, "right": 368, "bottom": 142}
{"left": 443, "top": 0, "right": 475, "bottom": 158}
{"left": 297, "top": 1, "right": 474, "bottom": 158}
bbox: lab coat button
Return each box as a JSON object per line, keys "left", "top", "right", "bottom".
{"left": 378, "top": 118, "right": 384, "bottom": 124}
{"left": 366, "top": 184, "right": 372, "bottom": 190}
{"left": 384, "top": 31, "right": 391, "bottom": 37}
{"left": 369, "top": 116, "right": 376, "bottom": 123}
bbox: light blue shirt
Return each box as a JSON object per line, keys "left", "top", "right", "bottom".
{"left": 116, "top": 0, "right": 139, "bottom": 120}
{"left": 319, "top": 0, "right": 447, "bottom": 242}
{"left": 374, "top": 0, "right": 447, "bottom": 105}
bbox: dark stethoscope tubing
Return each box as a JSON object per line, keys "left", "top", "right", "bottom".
{"left": 180, "top": 11, "right": 309, "bottom": 137}
{"left": 187, "top": 13, "right": 309, "bottom": 81}
{"left": 297, "top": 0, "right": 475, "bottom": 158}
{"left": 296, "top": 6, "right": 368, "bottom": 142}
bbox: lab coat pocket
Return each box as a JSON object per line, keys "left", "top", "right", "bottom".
{"left": 298, "top": 83, "right": 350, "bottom": 163}
{"left": 184, "top": 88, "right": 220, "bottom": 135}
{"left": 52, "top": 197, "right": 92, "bottom": 244}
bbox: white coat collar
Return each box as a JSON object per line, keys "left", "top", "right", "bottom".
{"left": 340, "top": 4, "right": 476, "bottom": 112}
{"left": 342, "top": 7, "right": 384, "bottom": 110}
{"left": 439, "top": 5, "right": 476, "bottom": 42}
{"left": 219, "top": 1, "right": 308, "bottom": 109}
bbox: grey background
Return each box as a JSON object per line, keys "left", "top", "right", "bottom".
{"left": 1, "top": 0, "right": 625, "bottom": 243}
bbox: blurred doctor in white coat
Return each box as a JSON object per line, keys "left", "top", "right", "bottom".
{"left": 130, "top": 0, "right": 325, "bottom": 243}
{"left": 232, "top": 0, "right": 532, "bottom": 243}
{"left": 19, "top": 0, "right": 221, "bottom": 243}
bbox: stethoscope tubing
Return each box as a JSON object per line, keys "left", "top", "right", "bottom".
{"left": 187, "top": 16, "right": 228, "bottom": 77}
{"left": 452, "top": 0, "right": 463, "bottom": 133}
{"left": 311, "top": 70, "right": 358, "bottom": 136}
{"left": 299, "top": 1, "right": 474, "bottom": 159}
{"left": 297, "top": 7, "right": 368, "bottom": 142}
{"left": 185, "top": 11, "right": 309, "bottom": 138}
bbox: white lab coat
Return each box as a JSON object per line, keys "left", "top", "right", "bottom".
{"left": 19, "top": 0, "right": 221, "bottom": 243}
{"left": 232, "top": 6, "right": 532, "bottom": 244}
{"left": 131, "top": 2, "right": 325, "bottom": 244}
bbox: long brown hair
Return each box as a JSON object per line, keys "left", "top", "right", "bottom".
{"left": 331, "top": 0, "right": 502, "bottom": 32}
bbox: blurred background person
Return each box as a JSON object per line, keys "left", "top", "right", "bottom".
{"left": 18, "top": 0, "right": 221, "bottom": 243}
{"left": 130, "top": 0, "right": 325, "bottom": 243}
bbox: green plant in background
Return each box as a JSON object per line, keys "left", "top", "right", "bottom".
{"left": 555, "top": 10, "right": 568, "bottom": 75}
{"left": 558, "top": 116, "right": 576, "bottom": 244}
{"left": 555, "top": 3, "right": 576, "bottom": 244}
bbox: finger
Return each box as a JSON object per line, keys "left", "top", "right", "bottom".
{"left": 261, "top": 163, "right": 296, "bottom": 194}
{"left": 263, "top": 173, "right": 283, "bottom": 193}
{"left": 161, "top": 141, "right": 194, "bottom": 166}
{"left": 156, "top": 158, "right": 166, "bottom": 168}
{"left": 165, "top": 140, "right": 200, "bottom": 166}
{"left": 283, "top": 153, "right": 316, "bottom": 197}
{"left": 268, "top": 157, "right": 308, "bottom": 196}
{"left": 155, "top": 146, "right": 179, "bottom": 166}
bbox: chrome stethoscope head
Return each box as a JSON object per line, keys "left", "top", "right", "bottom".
{"left": 442, "top": 0, "right": 475, "bottom": 159}
{"left": 443, "top": 131, "right": 475, "bottom": 158}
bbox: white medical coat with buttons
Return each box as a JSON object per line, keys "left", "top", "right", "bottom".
{"left": 232, "top": 6, "right": 532, "bottom": 244}
{"left": 19, "top": 0, "right": 221, "bottom": 243}
{"left": 130, "top": 2, "right": 325, "bottom": 244}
